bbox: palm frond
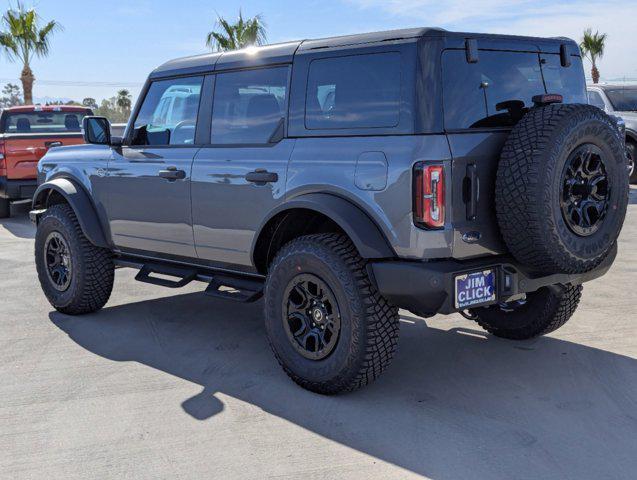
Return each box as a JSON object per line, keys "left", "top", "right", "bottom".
{"left": 0, "top": 2, "right": 61, "bottom": 63}
{"left": 206, "top": 11, "right": 266, "bottom": 51}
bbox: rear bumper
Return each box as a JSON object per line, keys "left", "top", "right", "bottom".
{"left": 0, "top": 177, "right": 37, "bottom": 200}
{"left": 369, "top": 245, "right": 617, "bottom": 316}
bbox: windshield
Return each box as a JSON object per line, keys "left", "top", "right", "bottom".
{"left": 604, "top": 87, "right": 637, "bottom": 111}
{"left": 1, "top": 110, "right": 92, "bottom": 134}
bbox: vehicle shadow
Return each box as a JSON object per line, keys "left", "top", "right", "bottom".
{"left": 0, "top": 201, "right": 35, "bottom": 239}
{"left": 49, "top": 292, "right": 637, "bottom": 480}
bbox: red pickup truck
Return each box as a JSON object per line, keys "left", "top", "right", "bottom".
{"left": 0, "top": 105, "right": 93, "bottom": 218}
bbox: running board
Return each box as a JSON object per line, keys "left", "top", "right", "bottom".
{"left": 121, "top": 258, "right": 264, "bottom": 303}
{"left": 135, "top": 264, "right": 197, "bottom": 288}
{"left": 204, "top": 274, "right": 263, "bottom": 303}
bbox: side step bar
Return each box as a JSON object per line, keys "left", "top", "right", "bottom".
{"left": 117, "top": 258, "right": 264, "bottom": 303}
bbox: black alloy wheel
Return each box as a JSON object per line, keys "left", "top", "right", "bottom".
{"left": 44, "top": 231, "right": 73, "bottom": 291}
{"left": 560, "top": 143, "right": 610, "bottom": 237}
{"left": 283, "top": 273, "right": 341, "bottom": 361}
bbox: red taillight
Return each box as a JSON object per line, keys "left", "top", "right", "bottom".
{"left": 414, "top": 163, "right": 445, "bottom": 229}
{"left": 0, "top": 140, "right": 6, "bottom": 175}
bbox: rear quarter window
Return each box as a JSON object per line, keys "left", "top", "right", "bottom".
{"left": 305, "top": 52, "right": 402, "bottom": 130}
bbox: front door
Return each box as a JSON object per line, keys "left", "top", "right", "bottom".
{"left": 105, "top": 76, "right": 204, "bottom": 258}
{"left": 191, "top": 66, "right": 293, "bottom": 268}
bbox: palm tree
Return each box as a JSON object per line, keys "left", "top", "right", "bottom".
{"left": 116, "top": 89, "right": 132, "bottom": 113}
{"left": 580, "top": 28, "right": 607, "bottom": 84}
{"left": 206, "top": 11, "right": 266, "bottom": 51}
{"left": 0, "top": 2, "right": 61, "bottom": 105}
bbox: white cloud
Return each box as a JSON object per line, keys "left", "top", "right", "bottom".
{"left": 347, "top": 0, "right": 636, "bottom": 81}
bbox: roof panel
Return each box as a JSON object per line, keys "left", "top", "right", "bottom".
{"left": 215, "top": 41, "right": 301, "bottom": 71}
{"left": 151, "top": 52, "right": 222, "bottom": 78}
{"left": 149, "top": 27, "right": 581, "bottom": 79}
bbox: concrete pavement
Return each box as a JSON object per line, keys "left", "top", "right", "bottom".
{"left": 1, "top": 193, "right": 636, "bottom": 480}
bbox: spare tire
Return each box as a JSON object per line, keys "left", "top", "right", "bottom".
{"left": 496, "top": 103, "right": 628, "bottom": 274}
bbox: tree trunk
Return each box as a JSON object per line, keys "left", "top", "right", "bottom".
{"left": 20, "top": 65, "right": 35, "bottom": 105}
{"left": 591, "top": 64, "right": 600, "bottom": 84}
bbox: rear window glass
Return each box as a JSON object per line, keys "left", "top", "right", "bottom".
{"left": 1, "top": 110, "right": 91, "bottom": 134}
{"left": 305, "top": 52, "right": 401, "bottom": 130}
{"left": 540, "top": 54, "right": 587, "bottom": 103}
{"left": 442, "top": 50, "right": 586, "bottom": 129}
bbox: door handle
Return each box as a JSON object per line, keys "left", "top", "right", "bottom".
{"left": 245, "top": 169, "right": 278, "bottom": 185}
{"left": 465, "top": 164, "right": 479, "bottom": 221}
{"left": 158, "top": 166, "right": 186, "bottom": 181}
{"left": 45, "top": 141, "right": 63, "bottom": 148}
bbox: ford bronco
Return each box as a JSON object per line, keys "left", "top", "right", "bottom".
{"left": 31, "top": 28, "right": 629, "bottom": 394}
{"left": 0, "top": 105, "right": 92, "bottom": 218}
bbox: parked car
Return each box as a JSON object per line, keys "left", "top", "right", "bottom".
{"left": 109, "top": 123, "right": 127, "bottom": 138}
{"left": 0, "top": 105, "right": 93, "bottom": 217}
{"left": 587, "top": 84, "right": 637, "bottom": 182}
{"left": 31, "top": 28, "right": 629, "bottom": 394}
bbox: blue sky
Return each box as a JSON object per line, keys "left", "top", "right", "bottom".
{"left": 0, "top": 0, "right": 634, "bottom": 103}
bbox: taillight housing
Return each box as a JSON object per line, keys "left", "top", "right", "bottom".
{"left": 413, "top": 163, "right": 445, "bottom": 229}
{"left": 0, "top": 140, "right": 6, "bottom": 175}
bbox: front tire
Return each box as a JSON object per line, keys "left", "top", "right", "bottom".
{"left": 35, "top": 203, "right": 114, "bottom": 315}
{"left": 264, "top": 233, "right": 399, "bottom": 394}
{"left": 470, "top": 284, "right": 583, "bottom": 340}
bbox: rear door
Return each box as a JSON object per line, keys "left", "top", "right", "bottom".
{"left": 0, "top": 109, "right": 89, "bottom": 179}
{"left": 191, "top": 66, "right": 293, "bottom": 268}
{"left": 104, "top": 76, "right": 204, "bottom": 258}
{"left": 442, "top": 48, "right": 587, "bottom": 259}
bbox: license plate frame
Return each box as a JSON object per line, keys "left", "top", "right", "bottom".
{"left": 454, "top": 269, "right": 497, "bottom": 309}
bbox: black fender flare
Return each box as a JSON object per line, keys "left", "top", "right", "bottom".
{"left": 252, "top": 193, "right": 396, "bottom": 264}
{"left": 32, "top": 177, "right": 110, "bottom": 248}
{"left": 626, "top": 128, "right": 637, "bottom": 145}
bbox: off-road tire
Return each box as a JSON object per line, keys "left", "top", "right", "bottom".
{"left": 264, "top": 233, "right": 399, "bottom": 394}
{"left": 35, "top": 203, "right": 114, "bottom": 315}
{"left": 0, "top": 198, "right": 10, "bottom": 218}
{"left": 471, "top": 284, "right": 583, "bottom": 340}
{"left": 496, "top": 104, "right": 628, "bottom": 274}
{"left": 627, "top": 141, "right": 637, "bottom": 184}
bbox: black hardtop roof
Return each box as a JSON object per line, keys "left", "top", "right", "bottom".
{"left": 151, "top": 27, "right": 579, "bottom": 78}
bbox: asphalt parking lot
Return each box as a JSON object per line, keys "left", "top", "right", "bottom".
{"left": 1, "top": 191, "right": 636, "bottom": 480}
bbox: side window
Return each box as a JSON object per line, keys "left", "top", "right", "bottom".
{"left": 211, "top": 67, "right": 289, "bottom": 145}
{"left": 588, "top": 90, "right": 607, "bottom": 110}
{"left": 305, "top": 52, "right": 401, "bottom": 130}
{"left": 131, "top": 76, "right": 203, "bottom": 146}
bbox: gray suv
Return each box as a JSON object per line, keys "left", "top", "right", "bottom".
{"left": 31, "top": 28, "right": 629, "bottom": 394}
{"left": 587, "top": 84, "right": 637, "bottom": 182}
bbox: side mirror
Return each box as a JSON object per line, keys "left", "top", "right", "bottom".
{"left": 82, "top": 116, "right": 112, "bottom": 145}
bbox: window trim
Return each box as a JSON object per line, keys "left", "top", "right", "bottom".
{"left": 205, "top": 64, "right": 293, "bottom": 148}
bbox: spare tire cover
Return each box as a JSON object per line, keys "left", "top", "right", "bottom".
{"left": 495, "top": 103, "right": 628, "bottom": 274}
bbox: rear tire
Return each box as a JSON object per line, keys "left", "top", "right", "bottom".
{"left": 264, "top": 233, "right": 399, "bottom": 394}
{"left": 470, "top": 284, "right": 583, "bottom": 340}
{"left": 0, "top": 198, "right": 10, "bottom": 219}
{"left": 35, "top": 203, "right": 114, "bottom": 315}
